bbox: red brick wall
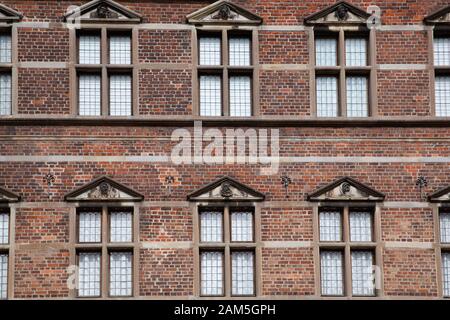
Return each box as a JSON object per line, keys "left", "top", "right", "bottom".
{"left": 381, "top": 208, "right": 434, "bottom": 242}
{"left": 261, "top": 208, "right": 313, "bottom": 241}
{"left": 18, "top": 28, "right": 69, "bottom": 62}
{"left": 140, "top": 207, "right": 192, "bottom": 242}
{"left": 259, "top": 31, "right": 309, "bottom": 65}
{"left": 138, "top": 30, "right": 191, "bottom": 64}
{"left": 376, "top": 31, "right": 429, "bottom": 64}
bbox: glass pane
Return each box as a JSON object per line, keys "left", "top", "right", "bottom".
{"left": 346, "top": 76, "right": 368, "bottom": 117}
{"left": 78, "top": 252, "right": 101, "bottom": 297}
{"left": 229, "top": 37, "right": 251, "bottom": 66}
{"left": 232, "top": 251, "right": 254, "bottom": 295}
{"left": 231, "top": 211, "right": 253, "bottom": 242}
{"left": 200, "top": 75, "right": 221, "bottom": 116}
{"left": 109, "top": 252, "right": 132, "bottom": 297}
{"left": 345, "top": 38, "right": 367, "bottom": 66}
{"left": 315, "top": 38, "right": 337, "bottom": 66}
{"left": 319, "top": 210, "right": 342, "bottom": 242}
{"left": 109, "top": 35, "right": 131, "bottom": 65}
{"left": 0, "top": 34, "right": 11, "bottom": 63}
{"left": 435, "top": 76, "right": 450, "bottom": 117}
{"left": 229, "top": 76, "right": 251, "bottom": 117}
{"left": 110, "top": 211, "right": 133, "bottom": 243}
{"left": 201, "top": 251, "right": 223, "bottom": 296}
{"left": 199, "top": 37, "right": 221, "bottom": 65}
{"left": 349, "top": 210, "right": 372, "bottom": 242}
{"left": 109, "top": 74, "right": 132, "bottom": 116}
{"left": 440, "top": 211, "right": 450, "bottom": 243}
{"left": 0, "top": 73, "right": 11, "bottom": 115}
{"left": 200, "top": 210, "right": 223, "bottom": 242}
{"left": 443, "top": 252, "right": 450, "bottom": 297}
{"left": 78, "top": 210, "right": 101, "bottom": 243}
{"left": 0, "top": 253, "right": 7, "bottom": 299}
{"left": 351, "top": 251, "right": 375, "bottom": 296}
{"left": 79, "top": 35, "right": 101, "bottom": 64}
{"left": 316, "top": 77, "right": 338, "bottom": 117}
{"left": 0, "top": 211, "right": 8, "bottom": 244}
{"left": 434, "top": 37, "right": 450, "bottom": 66}
{"left": 79, "top": 74, "right": 101, "bottom": 116}
{"left": 320, "top": 251, "right": 344, "bottom": 296}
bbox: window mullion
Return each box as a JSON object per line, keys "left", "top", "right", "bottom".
{"left": 222, "top": 30, "right": 229, "bottom": 117}
{"left": 339, "top": 29, "right": 346, "bottom": 117}
{"left": 101, "top": 206, "right": 108, "bottom": 298}
{"left": 101, "top": 28, "right": 108, "bottom": 116}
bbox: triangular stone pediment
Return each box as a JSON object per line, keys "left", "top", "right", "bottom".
{"left": 64, "top": 0, "right": 142, "bottom": 24}
{"left": 428, "top": 185, "right": 450, "bottom": 202}
{"left": 187, "top": 176, "right": 265, "bottom": 202}
{"left": 65, "top": 176, "right": 144, "bottom": 202}
{"left": 186, "top": 0, "right": 262, "bottom": 25}
{"left": 304, "top": 1, "right": 370, "bottom": 26}
{"left": 425, "top": 6, "right": 450, "bottom": 25}
{"left": 0, "top": 3, "right": 22, "bottom": 23}
{"left": 307, "top": 177, "right": 385, "bottom": 202}
{"left": 0, "top": 186, "right": 20, "bottom": 203}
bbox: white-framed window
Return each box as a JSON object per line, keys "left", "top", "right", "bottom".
{"left": 231, "top": 251, "right": 254, "bottom": 296}
{"left": 351, "top": 250, "right": 375, "bottom": 296}
{"left": 316, "top": 76, "right": 338, "bottom": 117}
{"left": 78, "top": 74, "right": 101, "bottom": 116}
{"left": 79, "top": 34, "right": 101, "bottom": 65}
{"left": 441, "top": 211, "right": 450, "bottom": 243}
{"left": 229, "top": 75, "right": 251, "bottom": 117}
{"left": 435, "top": 76, "right": 450, "bottom": 117}
{"left": 78, "top": 252, "right": 101, "bottom": 297}
{"left": 0, "top": 73, "right": 11, "bottom": 116}
{"left": 320, "top": 250, "right": 344, "bottom": 296}
{"left": 0, "top": 211, "right": 9, "bottom": 244}
{"left": 443, "top": 252, "right": 450, "bottom": 297}
{"left": 200, "top": 210, "right": 223, "bottom": 242}
{"left": 319, "top": 209, "right": 342, "bottom": 242}
{"left": 0, "top": 253, "right": 7, "bottom": 299}
{"left": 109, "top": 74, "right": 132, "bottom": 116}
{"left": 315, "top": 38, "right": 337, "bottom": 66}
{"left": 0, "top": 34, "right": 11, "bottom": 64}
{"left": 231, "top": 210, "right": 253, "bottom": 242}
{"left": 346, "top": 76, "right": 368, "bottom": 117}
{"left": 109, "top": 251, "right": 133, "bottom": 297}
{"left": 110, "top": 210, "right": 133, "bottom": 243}
{"left": 345, "top": 38, "right": 367, "bottom": 67}
{"left": 109, "top": 35, "right": 131, "bottom": 65}
{"left": 229, "top": 37, "right": 251, "bottom": 66}
{"left": 200, "top": 251, "right": 223, "bottom": 296}
{"left": 434, "top": 37, "right": 450, "bottom": 66}
{"left": 349, "top": 210, "right": 373, "bottom": 242}
{"left": 78, "top": 210, "right": 101, "bottom": 243}
{"left": 199, "top": 36, "right": 221, "bottom": 66}
{"left": 200, "top": 75, "right": 222, "bottom": 116}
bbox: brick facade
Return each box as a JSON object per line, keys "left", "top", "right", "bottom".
{"left": 0, "top": 0, "right": 449, "bottom": 300}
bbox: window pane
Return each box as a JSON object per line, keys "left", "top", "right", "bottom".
{"left": 320, "top": 251, "right": 344, "bottom": 296}
{"left": 440, "top": 211, "right": 450, "bottom": 243}
{"left": 319, "top": 210, "right": 342, "bottom": 242}
{"left": 351, "top": 251, "right": 375, "bottom": 296}
{"left": 315, "top": 38, "right": 337, "bottom": 66}
{"left": 434, "top": 37, "right": 450, "bottom": 66}
{"left": 109, "top": 35, "right": 131, "bottom": 65}
{"left": 316, "top": 76, "right": 338, "bottom": 117}
{"left": 229, "top": 76, "right": 251, "bottom": 117}
{"left": 0, "top": 73, "right": 11, "bottom": 115}
{"left": 199, "top": 37, "right": 221, "bottom": 66}
{"left": 200, "top": 210, "right": 223, "bottom": 242}
{"left": 350, "top": 210, "right": 372, "bottom": 242}
{"left": 232, "top": 251, "right": 254, "bottom": 296}
{"left": 200, "top": 75, "right": 221, "bottom": 116}
{"left": 110, "top": 211, "right": 133, "bottom": 242}
{"left": 346, "top": 76, "right": 368, "bottom": 117}
{"left": 345, "top": 38, "right": 367, "bottom": 66}
{"left": 79, "top": 35, "right": 101, "bottom": 64}
{"left": 0, "top": 34, "right": 11, "bottom": 63}
{"left": 109, "top": 252, "right": 132, "bottom": 297}
{"left": 201, "top": 251, "right": 223, "bottom": 296}
{"left": 0, "top": 253, "right": 7, "bottom": 299}
{"left": 0, "top": 211, "right": 9, "bottom": 244}
{"left": 109, "top": 74, "right": 132, "bottom": 116}
{"left": 435, "top": 76, "right": 450, "bottom": 117}
{"left": 78, "top": 210, "right": 101, "bottom": 243}
{"left": 78, "top": 252, "right": 101, "bottom": 297}
{"left": 443, "top": 252, "right": 450, "bottom": 297}
{"left": 231, "top": 210, "right": 253, "bottom": 242}
{"left": 79, "top": 74, "right": 101, "bottom": 116}
{"left": 229, "top": 37, "right": 251, "bottom": 66}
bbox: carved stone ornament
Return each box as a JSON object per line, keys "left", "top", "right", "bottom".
{"left": 90, "top": 4, "right": 119, "bottom": 19}
{"left": 335, "top": 4, "right": 349, "bottom": 21}
{"left": 87, "top": 182, "right": 119, "bottom": 199}
{"left": 212, "top": 5, "right": 237, "bottom": 20}
{"left": 220, "top": 182, "right": 234, "bottom": 198}
{"left": 340, "top": 182, "right": 351, "bottom": 195}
